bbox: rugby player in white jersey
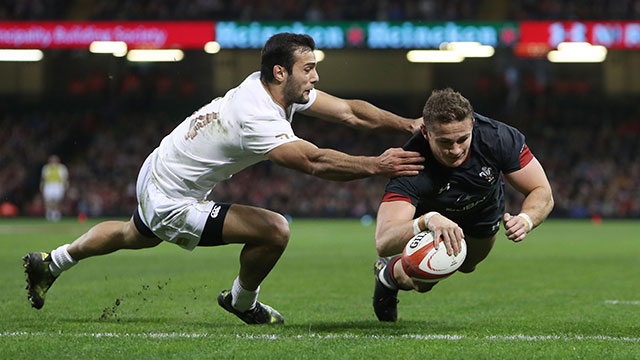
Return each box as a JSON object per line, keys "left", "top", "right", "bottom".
{"left": 40, "top": 155, "right": 69, "bottom": 222}
{"left": 23, "top": 33, "right": 425, "bottom": 324}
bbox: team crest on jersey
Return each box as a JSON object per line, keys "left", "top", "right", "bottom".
{"left": 438, "top": 182, "right": 451, "bottom": 194}
{"left": 479, "top": 166, "right": 496, "bottom": 183}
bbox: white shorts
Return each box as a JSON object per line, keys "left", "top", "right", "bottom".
{"left": 136, "top": 150, "right": 218, "bottom": 251}
{"left": 43, "top": 183, "right": 65, "bottom": 202}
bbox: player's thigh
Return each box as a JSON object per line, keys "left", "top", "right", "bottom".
{"left": 123, "top": 217, "right": 162, "bottom": 249}
{"left": 222, "top": 204, "right": 290, "bottom": 246}
{"left": 459, "top": 234, "right": 496, "bottom": 272}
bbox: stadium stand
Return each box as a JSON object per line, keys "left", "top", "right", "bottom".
{"left": 1, "top": 0, "right": 639, "bottom": 219}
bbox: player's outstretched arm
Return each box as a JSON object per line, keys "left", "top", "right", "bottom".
{"left": 503, "top": 157, "right": 554, "bottom": 242}
{"left": 375, "top": 201, "right": 417, "bottom": 256}
{"left": 300, "top": 90, "right": 422, "bottom": 134}
{"left": 266, "top": 140, "right": 424, "bottom": 181}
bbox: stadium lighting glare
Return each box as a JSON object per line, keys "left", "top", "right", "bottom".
{"left": 204, "top": 41, "right": 221, "bottom": 54}
{"left": 0, "top": 49, "right": 43, "bottom": 62}
{"left": 547, "top": 42, "right": 607, "bottom": 63}
{"left": 89, "top": 41, "right": 127, "bottom": 57}
{"left": 313, "top": 49, "right": 325, "bottom": 62}
{"left": 406, "top": 50, "right": 464, "bottom": 63}
{"left": 557, "top": 42, "right": 593, "bottom": 51}
{"left": 126, "top": 49, "right": 184, "bottom": 62}
{"left": 441, "top": 41, "right": 495, "bottom": 58}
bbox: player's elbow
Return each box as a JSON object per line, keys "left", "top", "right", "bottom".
{"left": 540, "top": 184, "right": 555, "bottom": 213}
{"left": 375, "top": 232, "right": 395, "bottom": 257}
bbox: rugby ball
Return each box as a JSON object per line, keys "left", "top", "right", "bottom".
{"left": 401, "top": 231, "right": 467, "bottom": 283}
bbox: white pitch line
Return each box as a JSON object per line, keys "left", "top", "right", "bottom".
{"left": 1, "top": 331, "right": 639, "bottom": 343}
{"left": 605, "top": 300, "right": 640, "bottom": 305}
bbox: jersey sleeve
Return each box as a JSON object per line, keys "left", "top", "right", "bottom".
{"left": 383, "top": 176, "right": 420, "bottom": 207}
{"left": 497, "top": 124, "right": 532, "bottom": 174}
{"left": 292, "top": 88, "right": 317, "bottom": 113}
{"left": 60, "top": 164, "right": 69, "bottom": 180}
{"left": 242, "top": 116, "right": 301, "bottom": 155}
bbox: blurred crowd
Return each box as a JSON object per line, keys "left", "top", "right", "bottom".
{"left": 1, "top": 67, "right": 639, "bottom": 219}
{"left": 1, "top": 0, "right": 639, "bottom": 220}
{"left": 3, "top": 0, "right": 640, "bottom": 21}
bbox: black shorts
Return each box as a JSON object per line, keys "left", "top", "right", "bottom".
{"left": 457, "top": 217, "right": 502, "bottom": 238}
{"left": 417, "top": 202, "right": 504, "bottom": 239}
{"left": 199, "top": 202, "right": 231, "bottom": 246}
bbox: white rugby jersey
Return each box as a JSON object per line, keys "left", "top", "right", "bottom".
{"left": 150, "top": 72, "right": 317, "bottom": 200}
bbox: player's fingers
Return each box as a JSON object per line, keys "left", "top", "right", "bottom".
{"left": 433, "top": 230, "right": 441, "bottom": 250}
{"left": 395, "top": 150, "right": 423, "bottom": 158}
{"left": 509, "top": 226, "right": 525, "bottom": 242}
{"left": 513, "top": 230, "right": 527, "bottom": 242}
{"left": 441, "top": 231, "right": 453, "bottom": 256}
{"left": 398, "top": 155, "right": 425, "bottom": 163}
{"left": 505, "top": 218, "right": 520, "bottom": 236}
{"left": 392, "top": 169, "right": 420, "bottom": 177}
{"left": 397, "top": 160, "right": 425, "bottom": 169}
{"left": 447, "top": 228, "right": 460, "bottom": 256}
{"left": 397, "top": 164, "right": 425, "bottom": 171}
{"left": 505, "top": 223, "right": 514, "bottom": 237}
{"left": 503, "top": 212, "right": 512, "bottom": 223}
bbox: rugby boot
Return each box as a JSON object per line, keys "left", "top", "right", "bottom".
{"left": 23, "top": 252, "right": 58, "bottom": 309}
{"left": 373, "top": 257, "right": 399, "bottom": 322}
{"left": 217, "top": 289, "right": 284, "bottom": 325}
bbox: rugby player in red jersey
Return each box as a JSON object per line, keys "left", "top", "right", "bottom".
{"left": 373, "top": 88, "right": 554, "bottom": 322}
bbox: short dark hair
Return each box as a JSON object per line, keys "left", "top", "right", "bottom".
{"left": 422, "top": 88, "right": 474, "bottom": 131}
{"left": 260, "top": 33, "right": 316, "bottom": 84}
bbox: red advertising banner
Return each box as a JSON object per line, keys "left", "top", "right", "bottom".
{"left": 520, "top": 21, "right": 640, "bottom": 49}
{"left": 0, "top": 21, "right": 215, "bottom": 49}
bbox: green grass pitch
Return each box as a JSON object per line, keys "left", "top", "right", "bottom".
{"left": 1, "top": 218, "right": 638, "bottom": 359}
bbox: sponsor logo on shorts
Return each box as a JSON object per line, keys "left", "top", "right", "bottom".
{"left": 210, "top": 205, "right": 222, "bottom": 218}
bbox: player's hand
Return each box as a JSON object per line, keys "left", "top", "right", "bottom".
{"left": 376, "top": 148, "right": 424, "bottom": 178}
{"left": 426, "top": 213, "right": 464, "bottom": 257}
{"left": 503, "top": 212, "right": 529, "bottom": 242}
{"left": 409, "top": 117, "right": 423, "bottom": 133}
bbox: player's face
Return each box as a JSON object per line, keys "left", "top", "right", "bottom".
{"left": 423, "top": 117, "right": 474, "bottom": 167}
{"left": 283, "top": 49, "right": 319, "bottom": 105}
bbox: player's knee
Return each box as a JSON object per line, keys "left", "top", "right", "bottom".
{"left": 374, "top": 241, "right": 387, "bottom": 257}
{"left": 374, "top": 235, "right": 394, "bottom": 257}
{"left": 458, "top": 265, "right": 476, "bottom": 274}
{"left": 414, "top": 281, "right": 438, "bottom": 293}
{"left": 267, "top": 213, "right": 290, "bottom": 251}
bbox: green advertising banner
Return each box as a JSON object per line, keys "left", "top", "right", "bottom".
{"left": 215, "top": 21, "right": 518, "bottom": 49}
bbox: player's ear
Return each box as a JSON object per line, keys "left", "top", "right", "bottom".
{"left": 273, "top": 65, "right": 287, "bottom": 83}
{"left": 420, "top": 124, "right": 429, "bottom": 140}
